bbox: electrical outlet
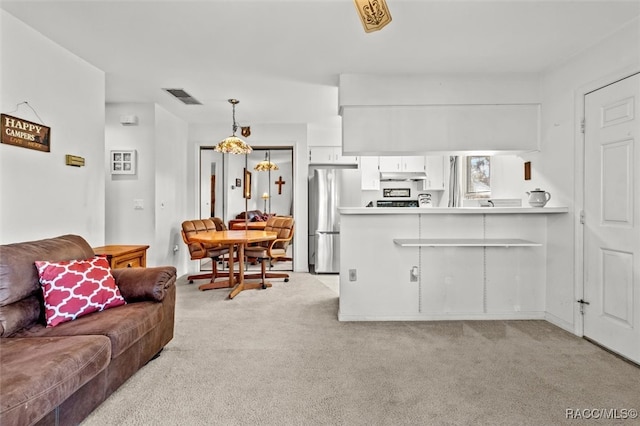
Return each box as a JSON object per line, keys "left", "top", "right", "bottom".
{"left": 348, "top": 269, "right": 357, "bottom": 282}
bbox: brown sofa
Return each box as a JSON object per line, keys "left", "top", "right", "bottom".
{"left": 0, "top": 235, "right": 177, "bottom": 426}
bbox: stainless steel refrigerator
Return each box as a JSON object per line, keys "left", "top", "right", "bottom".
{"left": 308, "top": 167, "right": 360, "bottom": 273}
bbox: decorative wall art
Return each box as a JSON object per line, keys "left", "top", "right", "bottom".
{"left": 1, "top": 113, "right": 51, "bottom": 152}
{"left": 65, "top": 155, "right": 85, "bottom": 167}
{"left": 111, "top": 150, "right": 136, "bottom": 175}
{"left": 275, "top": 176, "right": 286, "bottom": 195}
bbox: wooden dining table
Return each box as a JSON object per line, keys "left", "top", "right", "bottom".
{"left": 189, "top": 230, "right": 277, "bottom": 299}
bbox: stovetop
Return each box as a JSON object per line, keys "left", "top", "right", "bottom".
{"left": 376, "top": 200, "right": 418, "bottom": 207}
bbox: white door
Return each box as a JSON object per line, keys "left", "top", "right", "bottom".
{"left": 584, "top": 73, "right": 640, "bottom": 364}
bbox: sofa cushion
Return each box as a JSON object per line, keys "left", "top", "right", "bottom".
{"left": 0, "top": 235, "right": 95, "bottom": 336}
{"left": 12, "top": 301, "right": 163, "bottom": 358}
{"left": 35, "top": 256, "right": 126, "bottom": 327}
{"left": 0, "top": 335, "right": 111, "bottom": 426}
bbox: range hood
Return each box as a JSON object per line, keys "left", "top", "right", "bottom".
{"left": 379, "top": 171, "right": 428, "bottom": 181}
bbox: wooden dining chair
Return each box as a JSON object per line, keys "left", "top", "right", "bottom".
{"left": 181, "top": 218, "right": 233, "bottom": 283}
{"left": 244, "top": 216, "right": 294, "bottom": 288}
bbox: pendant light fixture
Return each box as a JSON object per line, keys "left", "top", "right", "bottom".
{"left": 254, "top": 151, "right": 279, "bottom": 172}
{"left": 215, "top": 99, "right": 252, "bottom": 154}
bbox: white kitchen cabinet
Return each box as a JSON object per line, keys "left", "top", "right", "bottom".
{"left": 423, "top": 155, "right": 446, "bottom": 190}
{"left": 309, "top": 146, "right": 358, "bottom": 165}
{"left": 378, "top": 156, "right": 425, "bottom": 172}
{"left": 359, "top": 156, "right": 380, "bottom": 190}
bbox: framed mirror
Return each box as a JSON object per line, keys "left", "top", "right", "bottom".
{"left": 198, "top": 146, "right": 294, "bottom": 271}
{"left": 247, "top": 148, "right": 293, "bottom": 217}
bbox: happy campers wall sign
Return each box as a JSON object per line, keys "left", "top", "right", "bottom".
{"left": 1, "top": 114, "right": 51, "bottom": 152}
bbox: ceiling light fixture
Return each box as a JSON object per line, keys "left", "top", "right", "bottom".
{"left": 254, "top": 152, "right": 279, "bottom": 172}
{"left": 215, "top": 99, "right": 252, "bottom": 154}
{"left": 353, "top": 0, "right": 392, "bottom": 33}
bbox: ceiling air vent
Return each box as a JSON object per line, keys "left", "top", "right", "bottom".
{"left": 162, "top": 88, "right": 202, "bottom": 105}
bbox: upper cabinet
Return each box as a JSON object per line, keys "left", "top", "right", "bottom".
{"left": 360, "top": 156, "right": 380, "bottom": 190}
{"left": 360, "top": 155, "right": 445, "bottom": 191}
{"left": 423, "top": 155, "right": 446, "bottom": 190}
{"left": 378, "top": 156, "right": 425, "bottom": 173}
{"left": 341, "top": 104, "right": 540, "bottom": 155}
{"left": 309, "top": 146, "right": 358, "bottom": 165}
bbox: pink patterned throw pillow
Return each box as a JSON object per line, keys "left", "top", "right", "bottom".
{"left": 35, "top": 256, "right": 126, "bottom": 327}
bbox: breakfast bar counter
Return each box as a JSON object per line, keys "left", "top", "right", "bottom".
{"left": 339, "top": 207, "right": 568, "bottom": 215}
{"left": 337, "top": 206, "right": 569, "bottom": 322}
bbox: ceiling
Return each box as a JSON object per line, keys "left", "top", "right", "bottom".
{"left": 2, "top": 0, "right": 639, "bottom": 129}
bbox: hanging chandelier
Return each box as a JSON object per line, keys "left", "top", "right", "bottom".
{"left": 254, "top": 151, "right": 279, "bottom": 172}
{"left": 215, "top": 99, "right": 252, "bottom": 154}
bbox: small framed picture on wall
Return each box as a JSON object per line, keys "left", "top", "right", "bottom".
{"left": 111, "top": 150, "right": 136, "bottom": 175}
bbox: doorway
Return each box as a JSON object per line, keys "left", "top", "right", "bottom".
{"left": 199, "top": 148, "right": 226, "bottom": 220}
{"left": 583, "top": 72, "right": 640, "bottom": 364}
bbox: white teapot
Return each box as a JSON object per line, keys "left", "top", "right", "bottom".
{"left": 526, "top": 188, "right": 551, "bottom": 207}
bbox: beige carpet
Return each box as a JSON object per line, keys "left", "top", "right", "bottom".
{"left": 82, "top": 273, "right": 640, "bottom": 426}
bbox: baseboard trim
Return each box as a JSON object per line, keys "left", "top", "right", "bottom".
{"left": 338, "top": 311, "right": 546, "bottom": 322}
{"left": 544, "top": 312, "right": 577, "bottom": 335}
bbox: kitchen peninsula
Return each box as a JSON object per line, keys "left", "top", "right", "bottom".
{"left": 338, "top": 207, "right": 568, "bottom": 321}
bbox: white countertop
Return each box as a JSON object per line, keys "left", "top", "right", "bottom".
{"left": 339, "top": 207, "right": 569, "bottom": 214}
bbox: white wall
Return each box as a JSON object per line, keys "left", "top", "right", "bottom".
{"left": 154, "top": 105, "right": 188, "bottom": 271}
{"left": 189, "top": 122, "right": 309, "bottom": 272}
{"left": 105, "top": 103, "right": 188, "bottom": 272}
{"left": 0, "top": 10, "right": 106, "bottom": 245}
{"left": 105, "top": 103, "right": 155, "bottom": 248}
{"left": 490, "top": 155, "right": 529, "bottom": 202}
{"left": 307, "top": 116, "right": 342, "bottom": 147}
{"left": 537, "top": 18, "right": 640, "bottom": 332}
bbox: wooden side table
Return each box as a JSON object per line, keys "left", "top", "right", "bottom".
{"left": 92, "top": 245, "right": 149, "bottom": 269}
